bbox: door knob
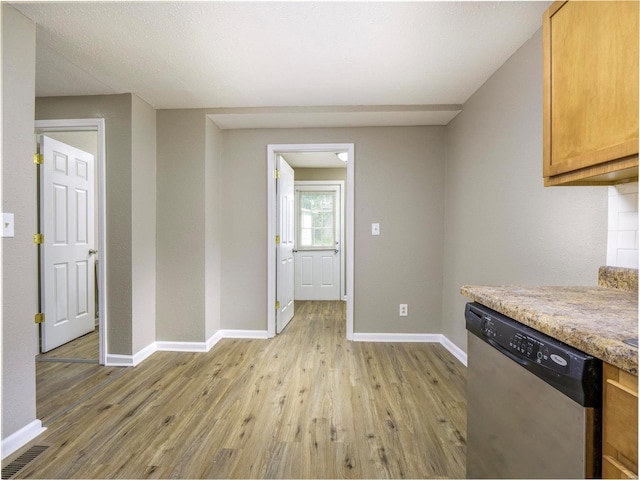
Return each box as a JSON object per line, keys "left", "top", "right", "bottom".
{"left": 89, "top": 249, "right": 98, "bottom": 255}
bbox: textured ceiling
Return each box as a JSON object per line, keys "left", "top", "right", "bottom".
{"left": 12, "top": 1, "right": 551, "bottom": 128}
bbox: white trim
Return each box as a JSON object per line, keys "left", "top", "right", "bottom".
{"left": 132, "top": 343, "right": 157, "bottom": 365}
{"left": 106, "top": 329, "right": 272, "bottom": 366}
{"left": 35, "top": 119, "right": 108, "bottom": 366}
{"left": 105, "top": 354, "right": 135, "bottom": 367}
{"left": 206, "top": 331, "right": 224, "bottom": 350}
{"left": 220, "top": 329, "right": 270, "bottom": 339}
{"left": 440, "top": 335, "right": 468, "bottom": 367}
{"left": 108, "top": 330, "right": 467, "bottom": 369}
{"left": 353, "top": 333, "right": 442, "bottom": 343}
{"left": 267, "top": 143, "right": 355, "bottom": 340}
{"left": 352, "top": 333, "right": 467, "bottom": 366}
{"left": 1, "top": 420, "right": 47, "bottom": 460}
{"left": 154, "top": 330, "right": 268, "bottom": 352}
{"left": 156, "top": 341, "right": 209, "bottom": 353}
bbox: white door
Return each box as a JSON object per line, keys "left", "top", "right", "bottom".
{"left": 276, "top": 155, "right": 295, "bottom": 333}
{"left": 40, "top": 136, "right": 96, "bottom": 352}
{"left": 294, "top": 185, "right": 341, "bottom": 300}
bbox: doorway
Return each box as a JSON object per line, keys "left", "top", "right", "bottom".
{"left": 267, "top": 143, "right": 355, "bottom": 340}
{"left": 293, "top": 182, "right": 344, "bottom": 301}
{"left": 35, "top": 119, "right": 107, "bottom": 365}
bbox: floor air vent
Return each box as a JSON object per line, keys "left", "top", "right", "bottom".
{"left": 1, "top": 445, "right": 48, "bottom": 479}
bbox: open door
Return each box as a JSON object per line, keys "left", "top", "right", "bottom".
{"left": 276, "top": 155, "right": 295, "bottom": 333}
{"left": 39, "top": 135, "right": 96, "bottom": 352}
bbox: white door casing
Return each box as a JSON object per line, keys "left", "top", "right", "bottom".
{"left": 267, "top": 143, "right": 354, "bottom": 340}
{"left": 294, "top": 184, "right": 342, "bottom": 300}
{"left": 40, "top": 135, "right": 96, "bottom": 352}
{"left": 276, "top": 155, "right": 295, "bottom": 333}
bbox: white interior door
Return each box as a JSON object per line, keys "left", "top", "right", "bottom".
{"left": 276, "top": 155, "right": 295, "bottom": 333}
{"left": 40, "top": 135, "right": 96, "bottom": 352}
{"left": 294, "top": 184, "right": 341, "bottom": 300}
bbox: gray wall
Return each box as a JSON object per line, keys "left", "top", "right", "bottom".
{"left": 2, "top": 3, "right": 38, "bottom": 440}
{"left": 441, "top": 28, "right": 608, "bottom": 351}
{"left": 131, "top": 95, "right": 157, "bottom": 352}
{"left": 205, "top": 118, "right": 223, "bottom": 338}
{"left": 156, "top": 109, "right": 206, "bottom": 342}
{"left": 156, "top": 110, "right": 223, "bottom": 342}
{"left": 221, "top": 127, "right": 446, "bottom": 334}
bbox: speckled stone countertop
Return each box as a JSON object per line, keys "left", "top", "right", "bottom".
{"left": 460, "top": 285, "right": 638, "bottom": 375}
{"left": 598, "top": 266, "right": 638, "bottom": 293}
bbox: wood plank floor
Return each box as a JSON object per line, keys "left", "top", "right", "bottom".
{"left": 36, "top": 328, "right": 99, "bottom": 361}
{"left": 7, "top": 301, "right": 467, "bottom": 479}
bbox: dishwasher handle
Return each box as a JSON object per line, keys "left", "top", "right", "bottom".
{"left": 486, "top": 336, "right": 530, "bottom": 368}
{"left": 467, "top": 303, "right": 531, "bottom": 367}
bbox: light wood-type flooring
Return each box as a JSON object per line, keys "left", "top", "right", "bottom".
{"left": 37, "top": 327, "right": 99, "bottom": 362}
{"left": 7, "top": 300, "right": 467, "bottom": 479}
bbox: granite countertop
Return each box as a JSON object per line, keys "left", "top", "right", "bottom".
{"left": 460, "top": 284, "right": 638, "bottom": 375}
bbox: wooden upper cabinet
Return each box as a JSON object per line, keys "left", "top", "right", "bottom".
{"left": 543, "top": 1, "right": 639, "bottom": 186}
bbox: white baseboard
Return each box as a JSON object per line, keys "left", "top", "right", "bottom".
{"left": 2, "top": 420, "right": 47, "bottom": 460}
{"left": 352, "top": 333, "right": 442, "bottom": 343}
{"left": 155, "top": 341, "right": 209, "bottom": 352}
{"left": 440, "top": 335, "right": 468, "bottom": 366}
{"left": 206, "top": 330, "right": 224, "bottom": 350}
{"left": 105, "top": 353, "right": 136, "bottom": 367}
{"left": 106, "top": 329, "right": 271, "bottom": 367}
{"left": 105, "top": 330, "right": 467, "bottom": 369}
{"left": 132, "top": 343, "right": 157, "bottom": 365}
{"left": 219, "top": 329, "right": 270, "bottom": 339}
{"left": 353, "top": 332, "right": 467, "bottom": 366}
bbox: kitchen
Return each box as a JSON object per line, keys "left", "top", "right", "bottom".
{"left": 461, "top": 2, "right": 638, "bottom": 478}
{"left": 2, "top": 1, "right": 638, "bottom": 478}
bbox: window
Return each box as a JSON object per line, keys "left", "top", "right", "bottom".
{"left": 298, "top": 191, "right": 336, "bottom": 249}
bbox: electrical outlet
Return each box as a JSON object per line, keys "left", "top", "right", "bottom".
{"left": 399, "top": 304, "right": 408, "bottom": 317}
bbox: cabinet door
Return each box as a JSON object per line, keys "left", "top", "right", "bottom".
{"left": 543, "top": 1, "right": 639, "bottom": 185}
{"left": 603, "top": 363, "right": 638, "bottom": 478}
{"left": 603, "top": 455, "right": 636, "bottom": 479}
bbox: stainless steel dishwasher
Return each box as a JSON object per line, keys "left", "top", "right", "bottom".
{"left": 465, "top": 302, "right": 601, "bottom": 479}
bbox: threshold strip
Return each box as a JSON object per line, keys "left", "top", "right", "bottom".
{"left": 36, "top": 357, "right": 99, "bottom": 364}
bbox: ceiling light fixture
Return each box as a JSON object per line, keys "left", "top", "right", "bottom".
{"left": 337, "top": 152, "right": 348, "bottom": 162}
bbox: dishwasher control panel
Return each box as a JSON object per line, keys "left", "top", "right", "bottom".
{"left": 465, "top": 302, "right": 601, "bottom": 407}
{"left": 480, "top": 312, "right": 570, "bottom": 373}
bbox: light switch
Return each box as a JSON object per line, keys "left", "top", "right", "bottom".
{"left": 2, "top": 213, "right": 14, "bottom": 238}
{"left": 371, "top": 223, "right": 380, "bottom": 236}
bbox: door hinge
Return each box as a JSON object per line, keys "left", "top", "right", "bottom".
{"left": 275, "top": 235, "right": 281, "bottom": 244}
{"left": 33, "top": 233, "right": 44, "bottom": 244}
{"left": 275, "top": 170, "right": 281, "bottom": 179}
{"left": 35, "top": 313, "right": 45, "bottom": 324}
{"left": 275, "top": 301, "right": 280, "bottom": 310}
{"left": 34, "top": 153, "right": 44, "bottom": 165}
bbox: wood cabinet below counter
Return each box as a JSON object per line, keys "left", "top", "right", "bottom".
{"left": 603, "top": 363, "right": 638, "bottom": 478}
{"left": 543, "top": 1, "right": 639, "bottom": 186}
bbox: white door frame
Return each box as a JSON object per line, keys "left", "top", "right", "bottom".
{"left": 35, "top": 118, "right": 107, "bottom": 365}
{"left": 294, "top": 181, "right": 345, "bottom": 300}
{"left": 267, "top": 143, "right": 354, "bottom": 340}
